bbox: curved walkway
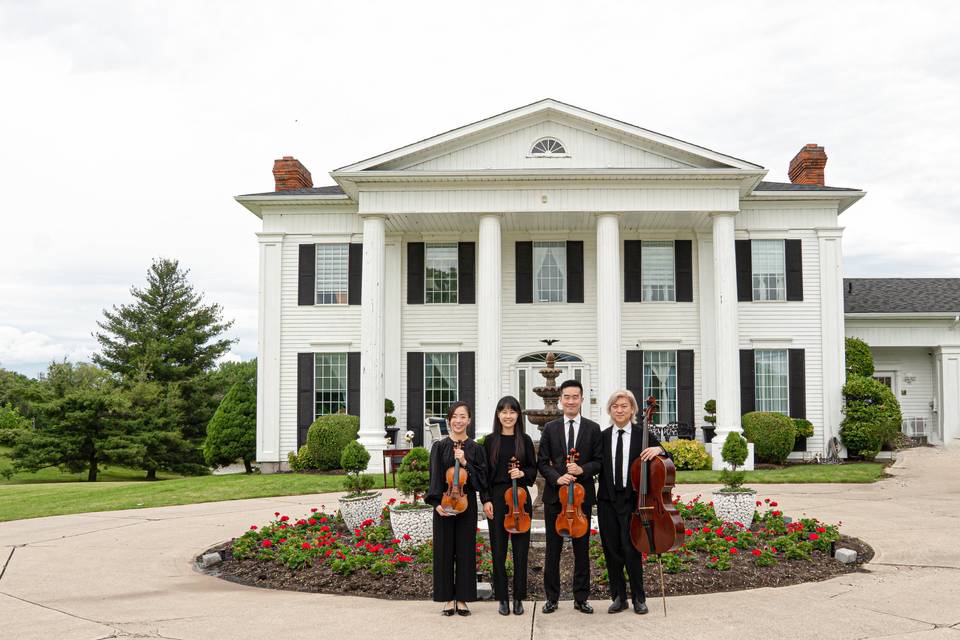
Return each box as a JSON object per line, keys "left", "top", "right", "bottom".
{"left": 1, "top": 448, "right": 958, "bottom": 640}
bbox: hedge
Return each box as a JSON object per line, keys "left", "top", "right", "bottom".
{"left": 845, "top": 337, "right": 875, "bottom": 378}
{"left": 305, "top": 414, "right": 360, "bottom": 470}
{"left": 662, "top": 439, "right": 711, "bottom": 470}
{"left": 841, "top": 374, "right": 901, "bottom": 459}
{"left": 742, "top": 412, "right": 797, "bottom": 464}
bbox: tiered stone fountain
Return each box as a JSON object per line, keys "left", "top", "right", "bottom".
{"left": 523, "top": 349, "right": 564, "bottom": 515}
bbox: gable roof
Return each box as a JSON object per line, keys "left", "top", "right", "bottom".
{"left": 755, "top": 181, "right": 859, "bottom": 192}
{"left": 239, "top": 185, "right": 346, "bottom": 197}
{"left": 844, "top": 278, "right": 960, "bottom": 314}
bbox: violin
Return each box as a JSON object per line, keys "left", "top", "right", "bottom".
{"left": 440, "top": 440, "right": 469, "bottom": 515}
{"left": 555, "top": 448, "right": 589, "bottom": 539}
{"left": 629, "top": 396, "right": 685, "bottom": 555}
{"left": 503, "top": 456, "right": 531, "bottom": 535}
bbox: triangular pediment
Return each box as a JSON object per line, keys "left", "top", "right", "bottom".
{"left": 335, "top": 99, "right": 763, "bottom": 174}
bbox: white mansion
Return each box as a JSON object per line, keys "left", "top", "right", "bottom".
{"left": 237, "top": 99, "right": 960, "bottom": 472}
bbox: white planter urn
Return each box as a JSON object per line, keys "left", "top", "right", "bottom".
{"left": 712, "top": 489, "right": 757, "bottom": 527}
{"left": 339, "top": 492, "right": 383, "bottom": 532}
{"left": 389, "top": 503, "right": 434, "bottom": 546}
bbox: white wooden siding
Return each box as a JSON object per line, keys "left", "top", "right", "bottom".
{"left": 869, "top": 347, "right": 936, "bottom": 430}
{"left": 845, "top": 319, "right": 959, "bottom": 347}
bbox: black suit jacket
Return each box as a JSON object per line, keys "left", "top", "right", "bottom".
{"left": 537, "top": 415, "right": 602, "bottom": 506}
{"left": 596, "top": 424, "right": 670, "bottom": 504}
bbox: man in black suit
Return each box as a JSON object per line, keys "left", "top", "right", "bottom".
{"left": 596, "top": 390, "right": 670, "bottom": 615}
{"left": 537, "top": 379, "right": 602, "bottom": 614}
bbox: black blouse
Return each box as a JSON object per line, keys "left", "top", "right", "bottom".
{"left": 480, "top": 432, "right": 537, "bottom": 504}
{"left": 424, "top": 437, "right": 488, "bottom": 507}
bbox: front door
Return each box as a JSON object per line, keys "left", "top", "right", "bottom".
{"left": 515, "top": 352, "right": 593, "bottom": 439}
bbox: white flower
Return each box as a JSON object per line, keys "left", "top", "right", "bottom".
{"left": 404, "top": 430, "right": 415, "bottom": 443}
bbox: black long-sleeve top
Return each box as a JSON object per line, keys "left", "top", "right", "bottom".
{"left": 424, "top": 437, "right": 488, "bottom": 508}
{"left": 479, "top": 432, "right": 537, "bottom": 504}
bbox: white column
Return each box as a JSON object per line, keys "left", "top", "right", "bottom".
{"left": 711, "top": 212, "right": 742, "bottom": 443}
{"left": 384, "top": 241, "right": 402, "bottom": 435}
{"left": 596, "top": 213, "right": 621, "bottom": 427}
{"left": 818, "top": 228, "right": 846, "bottom": 453}
{"left": 359, "top": 215, "right": 387, "bottom": 472}
{"left": 937, "top": 346, "right": 960, "bottom": 444}
{"left": 476, "top": 214, "right": 502, "bottom": 437}
{"left": 696, "top": 232, "right": 717, "bottom": 412}
{"left": 256, "top": 232, "right": 283, "bottom": 470}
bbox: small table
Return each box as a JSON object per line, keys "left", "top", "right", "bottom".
{"left": 382, "top": 448, "right": 412, "bottom": 488}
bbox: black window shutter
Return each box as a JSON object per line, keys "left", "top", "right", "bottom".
{"left": 458, "top": 351, "right": 476, "bottom": 438}
{"left": 297, "top": 353, "right": 314, "bottom": 449}
{"left": 458, "top": 242, "right": 475, "bottom": 304}
{"left": 407, "top": 242, "right": 424, "bottom": 305}
{"left": 624, "top": 240, "right": 643, "bottom": 302}
{"left": 515, "top": 241, "right": 533, "bottom": 304}
{"left": 675, "top": 240, "right": 693, "bottom": 302}
{"left": 785, "top": 239, "right": 804, "bottom": 301}
{"left": 626, "top": 350, "right": 644, "bottom": 419}
{"left": 407, "top": 352, "right": 424, "bottom": 446}
{"left": 788, "top": 349, "right": 806, "bottom": 419}
{"left": 348, "top": 243, "right": 362, "bottom": 306}
{"left": 347, "top": 352, "right": 361, "bottom": 418}
{"left": 735, "top": 240, "right": 752, "bottom": 302}
{"left": 739, "top": 349, "right": 756, "bottom": 415}
{"left": 677, "top": 350, "right": 695, "bottom": 427}
{"left": 298, "top": 244, "right": 316, "bottom": 306}
{"left": 566, "top": 241, "right": 584, "bottom": 303}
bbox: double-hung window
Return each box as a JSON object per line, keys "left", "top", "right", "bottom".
{"left": 315, "top": 243, "right": 349, "bottom": 304}
{"left": 533, "top": 241, "right": 567, "bottom": 303}
{"left": 755, "top": 349, "right": 789, "bottom": 413}
{"left": 314, "top": 353, "right": 347, "bottom": 417}
{"left": 642, "top": 240, "right": 676, "bottom": 301}
{"left": 751, "top": 240, "right": 786, "bottom": 301}
{"left": 424, "top": 352, "right": 458, "bottom": 418}
{"left": 425, "top": 243, "right": 459, "bottom": 304}
{"left": 643, "top": 351, "right": 677, "bottom": 424}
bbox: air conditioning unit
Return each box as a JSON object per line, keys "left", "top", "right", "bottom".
{"left": 902, "top": 417, "right": 927, "bottom": 437}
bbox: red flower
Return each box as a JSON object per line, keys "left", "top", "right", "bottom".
{"left": 274, "top": 511, "right": 281, "bottom": 516}
{"left": 320, "top": 525, "right": 330, "bottom": 533}
{"left": 772, "top": 510, "right": 782, "bottom": 517}
{"left": 724, "top": 536, "right": 735, "bottom": 542}
{"left": 397, "top": 554, "right": 414, "bottom": 562}
{"left": 729, "top": 548, "right": 738, "bottom": 555}
{"left": 319, "top": 517, "right": 328, "bottom": 523}
{"left": 301, "top": 542, "right": 311, "bottom": 550}
{"left": 324, "top": 549, "right": 333, "bottom": 557}
{"left": 809, "top": 533, "right": 820, "bottom": 541}
{"left": 279, "top": 524, "right": 288, "bottom": 530}
{"left": 817, "top": 527, "right": 826, "bottom": 533}
{"left": 756, "top": 500, "right": 762, "bottom": 506}
{"left": 590, "top": 528, "right": 599, "bottom": 536}
{"left": 710, "top": 556, "right": 718, "bottom": 562}
{"left": 771, "top": 547, "right": 778, "bottom": 554}
{"left": 764, "top": 498, "right": 770, "bottom": 504}
{"left": 684, "top": 529, "right": 693, "bottom": 536}
{"left": 361, "top": 519, "right": 375, "bottom": 528}
{"left": 390, "top": 538, "right": 401, "bottom": 544}
{"left": 714, "top": 528, "right": 724, "bottom": 536}
{"left": 308, "top": 519, "right": 317, "bottom": 526}
{"left": 642, "top": 552, "right": 648, "bottom": 561}
{"left": 752, "top": 549, "right": 761, "bottom": 557}
{"left": 249, "top": 525, "right": 258, "bottom": 530}
{"left": 310, "top": 507, "right": 318, "bottom": 513}
{"left": 769, "top": 501, "right": 778, "bottom": 507}
{"left": 384, "top": 548, "right": 395, "bottom": 555}
{"left": 702, "top": 527, "right": 712, "bottom": 534}
{"left": 278, "top": 538, "right": 286, "bottom": 544}
{"left": 279, "top": 515, "right": 290, "bottom": 522}
{"left": 261, "top": 539, "right": 272, "bottom": 548}
{"left": 387, "top": 498, "right": 397, "bottom": 505}
{"left": 402, "top": 534, "right": 412, "bottom": 541}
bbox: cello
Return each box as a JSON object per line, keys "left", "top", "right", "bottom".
{"left": 440, "top": 440, "right": 469, "bottom": 515}
{"left": 629, "top": 395, "right": 685, "bottom": 615}
{"left": 555, "top": 448, "right": 589, "bottom": 539}
{"left": 503, "top": 457, "right": 531, "bottom": 534}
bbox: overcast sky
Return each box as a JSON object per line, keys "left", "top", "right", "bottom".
{"left": 1, "top": 0, "right": 958, "bottom": 378}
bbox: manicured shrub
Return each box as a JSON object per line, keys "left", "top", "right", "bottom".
{"left": 793, "top": 419, "right": 814, "bottom": 439}
{"left": 397, "top": 447, "right": 430, "bottom": 504}
{"left": 203, "top": 381, "right": 257, "bottom": 472}
{"left": 845, "top": 337, "right": 874, "bottom": 378}
{"left": 703, "top": 399, "right": 717, "bottom": 425}
{"left": 303, "top": 414, "right": 360, "bottom": 471}
{"left": 841, "top": 375, "right": 901, "bottom": 459}
{"left": 742, "top": 412, "right": 797, "bottom": 464}
{"left": 341, "top": 441, "right": 374, "bottom": 496}
{"left": 719, "top": 431, "right": 748, "bottom": 490}
{"left": 662, "top": 439, "right": 711, "bottom": 470}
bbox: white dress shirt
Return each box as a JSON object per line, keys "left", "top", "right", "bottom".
{"left": 562, "top": 413, "right": 581, "bottom": 452}
{"left": 611, "top": 423, "right": 632, "bottom": 489}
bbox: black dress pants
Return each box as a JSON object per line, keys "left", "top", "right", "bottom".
{"left": 432, "top": 500, "right": 479, "bottom": 602}
{"left": 543, "top": 500, "right": 592, "bottom": 602}
{"left": 487, "top": 483, "right": 531, "bottom": 601}
{"left": 597, "top": 491, "right": 645, "bottom": 602}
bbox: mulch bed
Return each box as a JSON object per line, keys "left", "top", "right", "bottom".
{"left": 203, "top": 524, "right": 873, "bottom": 601}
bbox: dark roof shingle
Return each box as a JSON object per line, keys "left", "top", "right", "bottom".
{"left": 844, "top": 278, "right": 960, "bottom": 314}
{"left": 755, "top": 181, "right": 859, "bottom": 192}
{"left": 239, "top": 185, "right": 346, "bottom": 197}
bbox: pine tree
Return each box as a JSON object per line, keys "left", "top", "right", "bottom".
{"left": 203, "top": 380, "right": 256, "bottom": 473}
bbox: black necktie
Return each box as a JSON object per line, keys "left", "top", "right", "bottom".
{"left": 615, "top": 429, "right": 625, "bottom": 489}
{"left": 567, "top": 419, "right": 575, "bottom": 452}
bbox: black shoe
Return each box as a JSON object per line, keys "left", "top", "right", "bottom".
{"left": 513, "top": 599, "right": 524, "bottom": 615}
{"left": 442, "top": 607, "right": 455, "bottom": 616}
{"left": 542, "top": 600, "right": 558, "bottom": 614}
{"left": 574, "top": 600, "right": 594, "bottom": 614}
{"left": 456, "top": 603, "right": 471, "bottom": 617}
{"left": 608, "top": 596, "right": 628, "bottom": 614}
{"left": 633, "top": 598, "right": 649, "bottom": 615}
{"left": 498, "top": 600, "right": 510, "bottom": 616}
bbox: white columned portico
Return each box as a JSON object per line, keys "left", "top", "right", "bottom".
{"left": 256, "top": 232, "right": 283, "bottom": 470}
{"left": 359, "top": 215, "right": 387, "bottom": 472}
{"left": 818, "top": 228, "right": 846, "bottom": 452}
{"left": 476, "top": 214, "right": 503, "bottom": 437}
{"left": 937, "top": 346, "right": 960, "bottom": 444}
{"left": 710, "top": 212, "right": 743, "bottom": 447}
{"left": 596, "top": 213, "right": 621, "bottom": 426}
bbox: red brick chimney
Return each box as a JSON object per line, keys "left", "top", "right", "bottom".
{"left": 788, "top": 144, "right": 828, "bottom": 186}
{"left": 272, "top": 156, "right": 313, "bottom": 191}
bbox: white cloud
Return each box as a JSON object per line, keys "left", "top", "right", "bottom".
{"left": 0, "top": 325, "right": 95, "bottom": 369}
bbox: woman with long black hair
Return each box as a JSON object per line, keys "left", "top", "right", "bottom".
{"left": 425, "top": 401, "right": 488, "bottom": 616}
{"left": 481, "top": 395, "right": 537, "bottom": 616}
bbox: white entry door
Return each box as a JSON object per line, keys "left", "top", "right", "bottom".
{"left": 514, "top": 352, "right": 594, "bottom": 438}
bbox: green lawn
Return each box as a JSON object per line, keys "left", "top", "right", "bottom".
{"left": 675, "top": 462, "right": 887, "bottom": 484}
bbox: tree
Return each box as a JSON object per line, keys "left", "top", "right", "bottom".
{"left": 203, "top": 380, "right": 256, "bottom": 473}
{"left": 12, "top": 362, "right": 139, "bottom": 481}
{"left": 204, "top": 358, "right": 257, "bottom": 411}
{"left": 0, "top": 402, "right": 30, "bottom": 446}
{"left": 0, "top": 367, "right": 44, "bottom": 425}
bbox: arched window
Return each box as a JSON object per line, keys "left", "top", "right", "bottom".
{"left": 518, "top": 351, "right": 582, "bottom": 363}
{"left": 530, "top": 137, "right": 566, "bottom": 155}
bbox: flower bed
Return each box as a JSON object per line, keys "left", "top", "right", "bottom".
{"left": 204, "top": 495, "right": 871, "bottom": 599}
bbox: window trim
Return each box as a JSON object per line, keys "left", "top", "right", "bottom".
{"left": 532, "top": 241, "right": 568, "bottom": 304}
{"left": 424, "top": 351, "right": 459, "bottom": 419}
{"left": 640, "top": 239, "right": 677, "bottom": 303}
{"left": 754, "top": 348, "right": 790, "bottom": 414}
{"left": 528, "top": 137, "right": 569, "bottom": 157}
{"left": 313, "top": 352, "right": 348, "bottom": 420}
{"left": 314, "top": 242, "right": 350, "bottom": 305}
{"left": 423, "top": 242, "right": 459, "bottom": 305}
{"left": 642, "top": 350, "right": 678, "bottom": 424}
{"left": 750, "top": 239, "right": 787, "bottom": 303}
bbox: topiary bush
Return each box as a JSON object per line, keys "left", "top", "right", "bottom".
{"left": 306, "top": 414, "right": 360, "bottom": 470}
{"left": 341, "top": 440, "right": 375, "bottom": 496}
{"left": 841, "top": 375, "right": 902, "bottom": 460}
{"left": 662, "top": 439, "right": 712, "bottom": 470}
{"left": 845, "top": 337, "right": 875, "bottom": 378}
{"left": 203, "top": 381, "right": 257, "bottom": 473}
{"left": 703, "top": 399, "right": 717, "bottom": 425}
{"left": 397, "top": 446, "right": 430, "bottom": 505}
{"left": 741, "top": 412, "right": 797, "bottom": 464}
{"left": 719, "top": 431, "right": 749, "bottom": 491}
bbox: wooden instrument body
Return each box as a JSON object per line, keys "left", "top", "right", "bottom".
{"left": 440, "top": 441, "right": 469, "bottom": 515}
{"left": 555, "top": 448, "right": 589, "bottom": 539}
{"left": 503, "top": 457, "right": 531, "bottom": 534}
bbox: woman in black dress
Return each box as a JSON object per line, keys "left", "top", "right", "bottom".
{"left": 481, "top": 395, "right": 537, "bottom": 616}
{"left": 425, "top": 401, "right": 487, "bottom": 616}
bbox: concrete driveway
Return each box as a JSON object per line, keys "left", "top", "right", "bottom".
{"left": 1, "top": 447, "right": 958, "bottom": 640}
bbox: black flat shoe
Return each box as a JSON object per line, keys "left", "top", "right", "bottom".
{"left": 498, "top": 600, "right": 510, "bottom": 616}
{"left": 541, "top": 600, "right": 558, "bottom": 614}
{"left": 633, "top": 598, "right": 649, "bottom": 615}
{"left": 442, "top": 607, "right": 455, "bottom": 616}
{"left": 456, "top": 604, "right": 471, "bottom": 617}
{"left": 513, "top": 599, "right": 524, "bottom": 615}
{"left": 608, "top": 596, "right": 628, "bottom": 614}
{"left": 574, "top": 600, "right": 594, "bottom": 614}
